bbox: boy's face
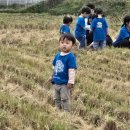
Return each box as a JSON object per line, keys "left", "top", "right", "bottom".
{"left": 83, "top": 12, "right": 89, "bottom": 18}
{"left": 59, "top": 38, "right": 73, "bottom": 53}
{"left": 68, "top": 22, "right": 72, "bottom": 26}
{"left": 82, "top": 12, "right": 87, "bottom": 18}
{"left": 91, "top": 9, "right": 94, "bottom": 15}
{"left": 127, "top": 22, "right": 130, "bottom": 28}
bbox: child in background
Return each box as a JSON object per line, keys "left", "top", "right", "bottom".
{"left": 90, "top": 8, "right": 108, "bottom": 50}
{"left": 86, "top": 14, "right": 95, "bottom": 45}
{"left": 86, "top": 3, "right": 95, "bottom": 15}
{"left": 113, "top": 15, "right": 130, "bottom": 48}
{"left": 60, "top": 15, "right": 73, "bottom": 34}
{"left": 50, "top": 33, "right": 77, "bottom": 112}
{"left": 75, "top": 7, "right": 91, "bottom": 49}
{"left": 85, "top": 3, "right": 95, "bottom": 29}
{"left": 85, "top": 4, "right": 95, "bottom": 46}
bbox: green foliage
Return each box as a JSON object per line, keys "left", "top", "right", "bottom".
{"left": 49, "top": 0, "right": 129, "bottom": 15}
{"left": 21, "top": 1, "right": 47, "bottom": 13}
{"left": 22, "top": 0, "right": 62, "bottom": 13}
{"left": 0, "top": 0, "right": 129, "bottom": 15}
{"left": 49, "top": 1, "right": 85, "bottom": 15}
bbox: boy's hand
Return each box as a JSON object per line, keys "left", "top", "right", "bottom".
{"left": 67, "top": 83, "right": 74, "bottom": 89}
{"left": 67, "top": 83, "right": 74, "bottom": 96}
{"left": 48, "top": 77, "right": 53, "bottom": 83}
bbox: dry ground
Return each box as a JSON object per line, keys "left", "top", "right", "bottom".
{"left": 0, "top": 13, "right": 130, "bottom": 130}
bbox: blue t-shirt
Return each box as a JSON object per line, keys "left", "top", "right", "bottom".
{"left": 113, "top": 25, "right": 130, "bottom": 46}
{"left": 60, "top": 24, "right": 70, "bottom": 34}
{"left": 52, "top": 52, "right": 77, "bottom": 85}
{"left": 75, "top": 16, "right": 86, "bottom": 37}
{"left": 91, "top": 18, "right": 108, "bottom": 41}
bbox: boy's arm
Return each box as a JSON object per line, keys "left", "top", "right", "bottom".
{"left": 106, "top": 28, "right": 109, "bottom": 35}
{"left": 78, "top": 18, "right": 86, "bottom": 30}
{"left": 48, "top": 66, "right": 54, "bottom": 83}
{"left": 67, "top": 69, "right": 76, "bottom": 89}
{"left": 85, "top": 25, "right": 91, "bottom": 30}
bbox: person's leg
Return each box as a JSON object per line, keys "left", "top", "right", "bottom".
{"left": 119, "top": 39, "right": 130, "bottom": 48}
{"left": 106, "top": 35, "right": 113, "bottom": 47}
{"left": 60, "top": 85, "right": 70, "bottom": 112}
{"left": 87, "top": 32, "right": 93, "bottom": 46}
{"left": 113, "top": 39, "right": 130, "bottom": 48}
{"left": 53, "top": 85, "right": 62, "bottom": 110}
{"left": 76, "top": 36, "right": 86, "bottom": 49}
{"left": 93, "top": 41, "right": 99, "bottom": 50}
{"left": 100, "top": 40, "right": 106, "bottom": 49}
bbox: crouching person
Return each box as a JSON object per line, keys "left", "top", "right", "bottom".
{"left": 113, "top": 15, "right": 130, "bottom": 48}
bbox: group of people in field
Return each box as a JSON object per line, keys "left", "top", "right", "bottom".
{"left": 49, "top": 3, "right": 130, "bottom": 112}
{"left": 60, "top": 3, "right": 130, "bottom": 49}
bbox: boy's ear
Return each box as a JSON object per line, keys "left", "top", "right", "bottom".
{"left": 126, "top": 22, "right": 129, "bottom": 25}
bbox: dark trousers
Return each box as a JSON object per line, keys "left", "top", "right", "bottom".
{"left": 114, "top": 39, "right": 130, "bottom": 48}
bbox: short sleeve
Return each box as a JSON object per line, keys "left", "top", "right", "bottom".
{"left": 77, "top": 17, "right": 85, "bottom": 29}
{"left": 60, "top": 25, "right": 70, "bottom": 34}
{"left": 52, "top": 53, "right": 59, "bottom": 66}
{"left": 68, "top": 54, "right": 77, "bottom": 69}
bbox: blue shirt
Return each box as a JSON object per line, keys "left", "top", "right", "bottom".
{"left": 91, "top": 18, "right": 108, "bottom": 41}
{"left": 52, "top": 52, "right": 77, "bottom": 85}
{"left": 60, "top": 24, "right": 70, "bottom": 34}
{"left": 113, "top": 25, "right": 130, "bottom": 46}
{"left": 75, "top": 16, "right": 86, "bottom": 37}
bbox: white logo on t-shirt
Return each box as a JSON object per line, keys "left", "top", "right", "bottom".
{"left": 54, "top": 60, "right": 64, "bottom": 75}
{"left": 97, "top": 22, "right": 102, "bottom": 28}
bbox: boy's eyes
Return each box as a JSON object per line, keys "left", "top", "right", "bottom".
{"left": 61, "top": 41, "right": 69, "bottom": 44}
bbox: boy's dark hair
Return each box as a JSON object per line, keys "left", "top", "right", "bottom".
{"left": 63, "top": 15, "right": 73, "bottom": 24}
{"left": 95, "top": 8, "right": 105, "bottom": 17}
{"left": 123, "top": 15, "right": 130, "bottom": 26}
{"left": 86, "top": 3, "right": 95, "bottom": 9}
{"left": 88, "top": 14, "right": 96, "bottom": 25}
{"left": 59, "top": 33, "right": 76, "bottom": 45}
{"left": 95, "top": 8, "right": 103, "bottom": 15}
{"left": 81, "top": 7, "right": 91, "bottom": 14}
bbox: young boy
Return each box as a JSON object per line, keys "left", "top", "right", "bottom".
{"left": 60, "top": 15, "right": 73, "bottom": 34}
{"left": 90, "top": 8, "right": 108, "bottom": 50}
{"left": 50, "top": 33, "right": 77, "bottom": 112}
{"left": 85, "top": 3, "right": 95, "bottom": 29}
{"left": 86, "top": 3, "right": 95, "bottom": 15}
{"left": 75, "top": 7, "right": 91, "bottom": 49}
{"left": 85, "top": 4, "right": 95, "bottom": 45}
{"left": 86, "top": 14, "right": 95, "bottom": 46}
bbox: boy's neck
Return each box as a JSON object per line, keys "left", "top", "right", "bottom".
{"left": 60, "top": 51, "right": 71, "bottom": 56}
{"left": 80, "top": 14, "right": 86, "bottom": 18}
{"left": 97, "top": 14, "right": 102, "bottom": 18}
{"left": 63, "top": 24, "right": 69, "bottom": 26}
